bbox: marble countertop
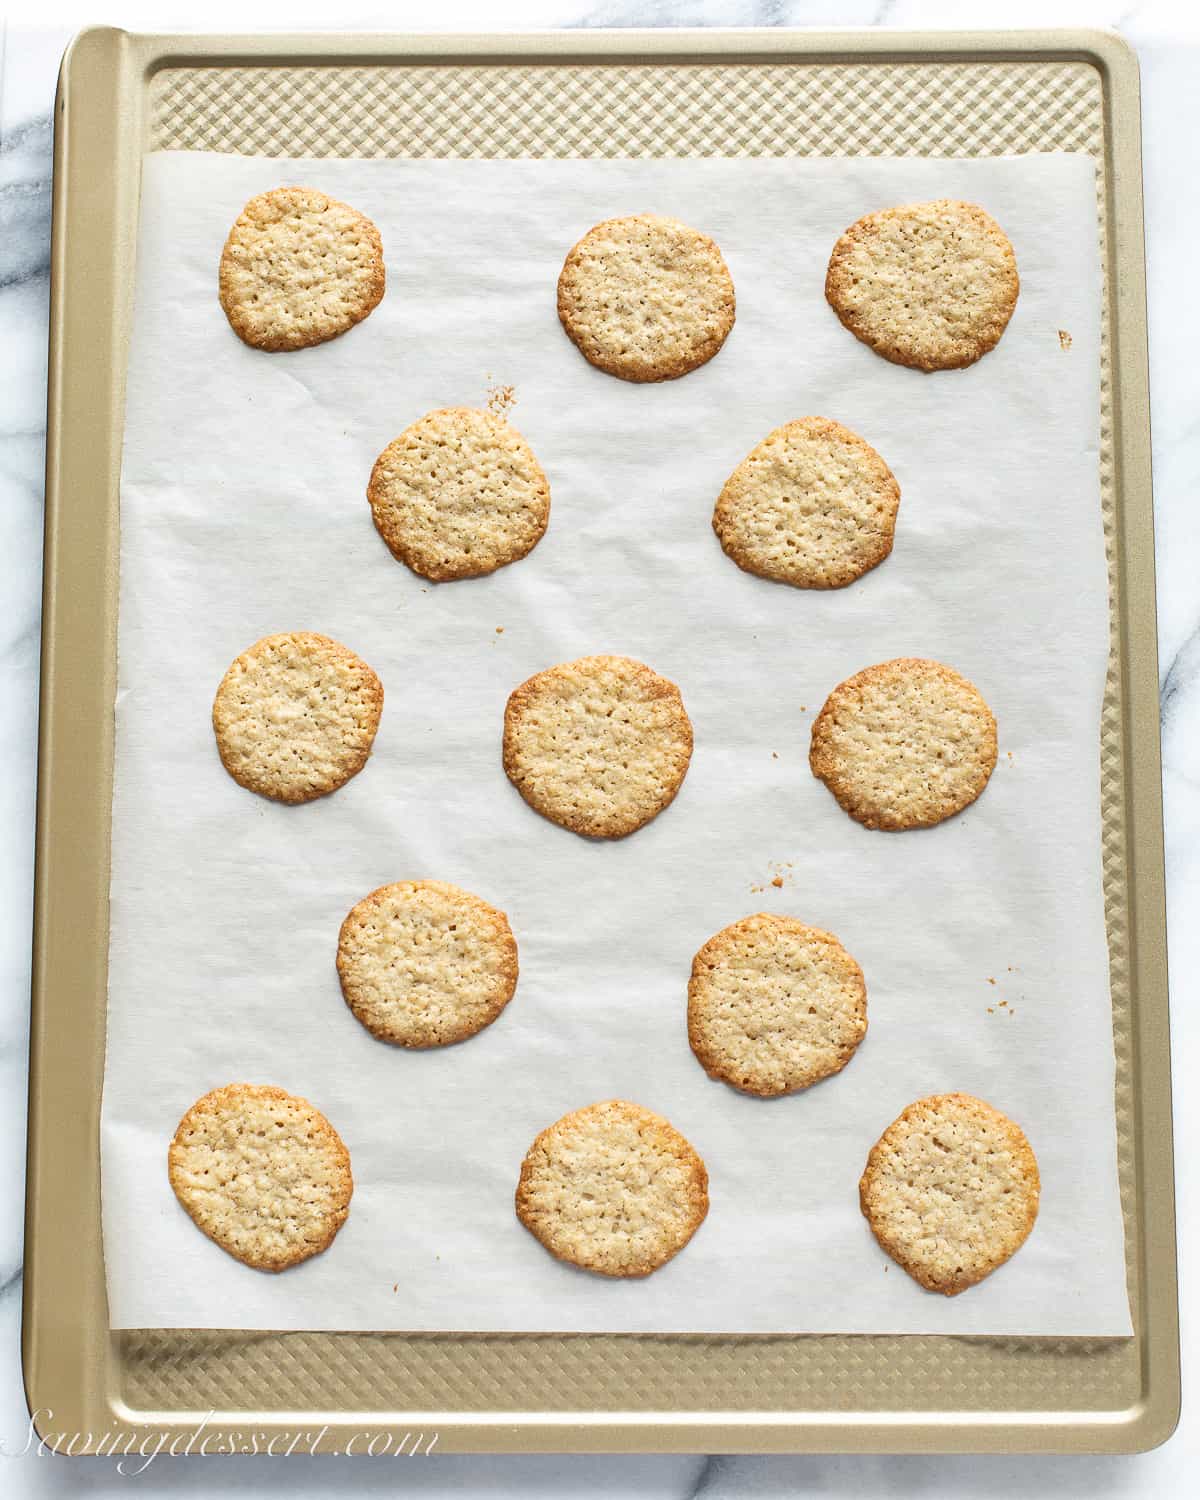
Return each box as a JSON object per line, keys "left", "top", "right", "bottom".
{"left": 1, "top": 4, "right": 1197, "bottom": 1494}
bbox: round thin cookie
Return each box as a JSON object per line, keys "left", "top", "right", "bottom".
{"left": 337, "top": 880, "right": 518, "bottom": 1048}
{"left": 713, "top": 417, "right": 901, "bottom": 589}
{"left": 557, "top": 213, "right": 736, "bottom": 382}
{"left": 825, "top": 200, "right": 1019, "bottom": 371}
{"left": 515, "top": 1100, "right": 709, "bottom": 1277}
{"left": 809, "top": 658, "right": 997, "bottom": 831}
{"left": 168, "top": 1083, "right": 353, "bottom": 1271}
{"left": 860, "top": 1092, "right": 1040, "bottom": 1295}
{"left": 502, "top": 654, "right": 693, "bottom": 839}
{"left": 212, "top": 632, "right": 384, "bottom": 805}
{"left": 688, "top": 913, "right": 868, "bottom": 1097}
{"left": 218, "top": 186, "right": 385, "bottom": 352}
{"left": 367, "top": 408, "right": 550, "bottom": 582}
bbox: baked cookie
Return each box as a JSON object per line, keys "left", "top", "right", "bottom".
{"left": 825, "top": 200, "right": 1019, "bottom": 371}
{"left": 212, "top": 632, "right": 384, "bottom": 804}
{"left": 337, "top": 880, "right": 518, "bottom": 1047}
{"left": 860, "top": 1092, "right": 1040, "bottom": 1295}
{"left": 688, "top": 913, "right": 867, "bottom": 1097}
{"left": 515, "top": 1100, "right": 709, "bottom": 1277}
{"left": 218, "top": 187, "right": 385, "bottom": 352}
{"left": 557, "top": 213, "right": 736, "bottom": 382}
{"left": 168, "top": 1083, "right": 353, "bottom": 1271}
{"left": 713, "top": 417, "right": 901, "bottom": 589}
{"left": 367, "top": 408, "right": 550, "bottom": 582}
{"left": 809, "top": 658, "right": 997, "bottom": 831}
{"left": 502, "top": 655, "right": 693, "bottom": 839}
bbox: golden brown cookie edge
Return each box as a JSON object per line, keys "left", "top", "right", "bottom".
{"left": 808, "top": 657, "right": 998, "bottom": 831}
{"left": 556, "top": 213, "right": 736, "bottom": 383}
{"left": 336, "top": 879, "right": 520, "bottom": 1048}
{"left": 686, "top": 913, "right": 868, "bottom": 1096}
{"left": 501, "top": 655, "right": 695, "bottom": 840}
{"left": 211, "top": 631, "right": 385, "bottom": 806}
{"left": 218, "top": 187, "right": 386, "bottom": 353}
{"left": 859, "top": 1091, "right": 1041, "bottom": 1295}
{"left": 366, "top": 407, "right": 551, "bottom": 582}
{"left": 514, "top": 1098, "right": 710, "bottom": 1278}
{"left": 167, "top": 1081, "right": 354, "bottom": 1272}
{"left": 712, "top": 416, "right": 901, "bottom": 589}
{"left": 824, "top": 200, "right": 1019, "bottom": 372}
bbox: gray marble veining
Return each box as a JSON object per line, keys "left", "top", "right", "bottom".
{"left": 0, "top": 116, "right": 50, "bottom": 290}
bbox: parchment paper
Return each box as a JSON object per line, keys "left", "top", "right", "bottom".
{"left": 103, "top": 151, "right": 1129, "bottom": 1334}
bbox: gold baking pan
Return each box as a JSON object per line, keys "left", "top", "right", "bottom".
{"left": 26, "top": 26, "right": 1177, "bottom": 1455}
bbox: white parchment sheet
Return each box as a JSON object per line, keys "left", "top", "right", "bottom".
{"left": 103, "top": 151, "right": 1128, "bottom": 1335}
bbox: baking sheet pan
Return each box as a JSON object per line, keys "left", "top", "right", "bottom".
{"left": 26, "top": 26, "right": 1177, "bottom": 1453}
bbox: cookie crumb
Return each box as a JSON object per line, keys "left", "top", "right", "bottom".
{"left": 495, "top": 626, "right": 505, "bottom": 634}
{"left": 986, "top": 977, "right": 996, "bottom": 986}
{"left": 487, "top": 383, "right": 518, "bottom": 416}
{"left": 772, "top": 751, "right": 779, "bottom": 759}
{"left": 771, "top": 876, "right": 784, "bottom": 889}
{"left": 1058, "top": 329, "right": 1073, "bottom": 350}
